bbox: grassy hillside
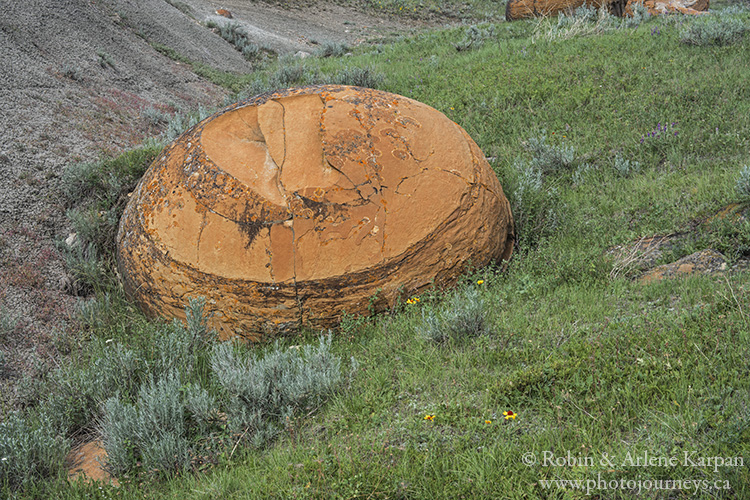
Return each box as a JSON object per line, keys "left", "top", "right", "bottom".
{"left": 5, "top": 6, "right": 750, "bottom": 499}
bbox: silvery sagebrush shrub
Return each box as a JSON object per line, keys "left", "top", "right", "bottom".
{"left": 315, "top": 40, "right": 349, "bottom": 57}
{"left": 510, "top": 157, "right": 564, "bottom": 248}
{"left": 44, "top": 298, "right": 210, "bottom": 440}
{"left": 573, "top": 162, "right": 596, "bottom": 185}
{"left": 75, "top": 293, "right": 113, "bottom": 329}
{"left": 60, "top": 242, "right": 107, "bottom": 295}
{"left": 454, "top": 24, "right": 497, "bottom": 51}
{"left": 165, "top": 105, "right": 213, "bottom": 141}
{"left": 0, "top": 411, "right": 69, "bottom": 490}
{"left": 41, "top": 341, "right": 143, "bottom": 438}
{"left": 613, "top": 153, "right": 641, "bottom": 178}
{"left": 524, "top": 130, "right": 576, "bottom": 175}
{"left": 420, "top": 287, "right": 491, "bottom": 344}
{"left": 100, "top": 371, "right": 201, "bottom": 476}
{"left": 331, "top": 66, "right": 385, "bottom": 89}
{"left": 736, "top": 165, "right": 750, "bottom": 200}
{"left": 679, "top": 11, "right": 750, "bottom": 46}
{"left": 624, "top": 2, "right": 651, "bottom": 28}
{"left": 211, "top": 334, "right": 345, "bottom": 439}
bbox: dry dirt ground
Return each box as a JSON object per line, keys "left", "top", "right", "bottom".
{"left": 0, "top": 0, "right": 432, "bottom": 409}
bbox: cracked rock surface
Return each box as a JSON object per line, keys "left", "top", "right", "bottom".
{"left": 117, "top": 85, "right": 514, "bottom": 341}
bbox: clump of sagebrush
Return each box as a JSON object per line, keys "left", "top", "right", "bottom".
{"left": 41, "top": 297, "right": 214, "bottom": 442}
{"left": 211, "top": 334, "right": 345, "bottom": 443}
{"left": 315, "top": 40, "right": 349, "bottom": 57}
{"left": 523, "top": 130, "right": 577, "bottom": 175}
{"left": 272, "top": 58, "right": 313, "bottom": 86}
{"left": 419, "top": 287, "right": 491, "bottom": 344}
{"left": 206, "top": 20, "right": 265, "bottom": 61}
{"left": 504, "top": 156, "right": 565, "bottom": 248}
{"left": 62, "top": 64, "right": 83, "bottom": 81}
{"left": 164, "top": 105, "right": 214, "bottom": 141}
{"left": 89, "top": 300, "right": 352, "bottom": 477}
{"left": 97, "top": 50, "right": 115, "bottom": 69}
{"left": 679, "top": 10, "right": 750, "bottom": 46}
{"left": 61, "top": 144, "right": 162, "bottom": 259}
{"left": 100, "top": 371, "right": 216, "bottom": 477}
{"left": 736, "top": 165, "right": 750, "bottom": 200}
{"left": 330, "top": 66, "right": 386, "bottom": 89}
{"left": 0, "top": 411, "right": 70, "bottom": 491}
{"left": 612, "top": 153, "right": 641, "bottom": 178}
{"left": 454, "top": 24, "right": 497, "bottom": 51}
{"left": 623, "top": 2, "right": 651, "bottom": 28}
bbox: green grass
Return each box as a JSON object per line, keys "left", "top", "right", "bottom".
{"left": 151, "top": 43, "right": 257, "bottom": 93}
{"left": 6, "top": 8, "right": 750, "bottom": 499}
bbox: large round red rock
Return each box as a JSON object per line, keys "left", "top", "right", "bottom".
{"left": 117, "top": 85, "right": 514, "bottom": 341}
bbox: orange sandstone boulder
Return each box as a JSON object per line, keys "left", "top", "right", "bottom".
{"left": 505, "top": 0, "right": 706, "bottom": 20}
{"left": 506, "top": 0, "right": 602, "bottom": 21}
{"left": 116, "top": 85, "right": 514, "bottom": 341}
{"left": 625, "top": 0, "right": 708, "bottom": 16}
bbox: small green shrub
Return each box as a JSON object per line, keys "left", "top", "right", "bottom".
{"left": 523, "top": 130, "right": 577, "bottom": 175}
{"left": 736, "top": 165, "right": 750, "bottom": 200}
{"left": 97, "top": 50, "right": 116, "bottom": 69}
{"left": 272, "top": 61, "right": 309, "bottom": 87}
{"left": 62, "top": 65, "right": 83, "bottom": 81}
{"left": 61, "top": 145, "right": 161, "bottom": 258}
{"left": 315, "top": 40, "right": 350, "bottom": 57}
{"left": 419, "top": 287, "right": 491, "bottom": 344}
{"left": 506, "top": 158, "right": 564, "bottom": 248}
{"left": 207, "top": 21, "right": 268, "bottom": 61}
{"left": 0, "top": 411, "right": 69, "bottom": 490}
{"left": 454, "top": 24, "right": 496, "bottom": 51}
{"left": 680, "top": 12, "right": 750, "bottom": 46}
{"left": 60, "top": 242, "right": 109, "bottom": 295}
{"left": 153, "top": 298, "right": 216, "bottom": 378}
{"left": 623, "top": 2, "right": 651, "bottom": 28}
{"left": 211, "top": 335, "right": 344, "bottom": 438}
{"left": 100, "top": 371, "right": 194, "bottom": 477}
{"left": 75, "top": 294, "right": 113, "bottom": 330}
{"left": 142, "top": 106, "right": 171, "bottom": 126}
{"left": 331, "top": 66, "right": 385, "bottom": 89}
{"left": 613, "top": 153, "right": 641, "bottom": 178}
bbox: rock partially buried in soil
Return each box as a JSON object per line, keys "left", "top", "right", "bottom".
{"left": 117, "top": 85, "right": 514, "bottom": 341}
{"left": 505, "top": 0, "right": 706, "bottom": 21}
{"left": 624, "top": 0, "right": 708, "bottom": 15}
{"left": 67, "top": 440, "right": 118, "bottom": 486}
{"left": 639, "top": 249, "right": 728, "bottom": 283}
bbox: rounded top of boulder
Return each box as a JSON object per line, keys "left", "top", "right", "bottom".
{"left": 117, "top": 85, "right": 514, "bottom": 340}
